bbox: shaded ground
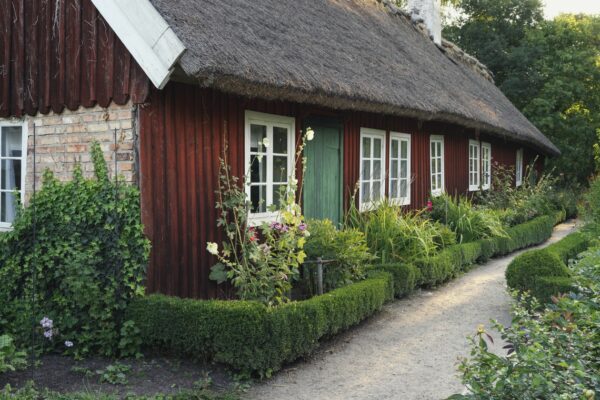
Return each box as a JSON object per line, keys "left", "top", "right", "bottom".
{"left": 245, "top": 220, "right": 578, "bottom": 400}
{"left": 0, "top": 355, "right": 236, "bottom": 398}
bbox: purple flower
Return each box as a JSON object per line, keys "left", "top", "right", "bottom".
{"left": 40, "top": 317, "right": 53, "bottom": 329}
{"left": 43, "top": 329, "right": 53, "bottom": 339}
{"left": 64, "top": 340, "right": 74, "bottom": 348}
{"left": 298, "top": 223, "right": 307, "bottom": 232}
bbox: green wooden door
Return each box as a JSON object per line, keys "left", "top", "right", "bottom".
{"left": 303, "top": 119, "right": 343, "bottom": 226}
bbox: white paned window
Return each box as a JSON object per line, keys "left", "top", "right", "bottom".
{"left": 481, "top": 142, "right": 492, "bottom": 190}
{"left": 468, "top": 140, "right": 480, "bottom": 191}
{"left": 359, "top": 128, "right": 386, "bottom": 210}
{"left": 389, "top": 132, "right": 411, "bottom": 206}
{"left": 515, "top": 148, "right": 524, "bottom": 187}
{"left": 245, "top": 111, "right": 295, "bottom": 224}
{"left": 0, "top": 121, "right": 27, "bottom": 230}
{"left": 430, "top": 135, "right": 444, "bottom": 196}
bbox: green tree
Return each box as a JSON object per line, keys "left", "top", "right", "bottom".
{"left": 446, "top": 2, "right": 600, "bottom": 184}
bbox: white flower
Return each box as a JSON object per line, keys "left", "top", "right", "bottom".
{"left": 64, "top": 340, "right": 74, "bottom": 348}
{"left": 261, "top": 138, "right": 270, "bottom": 148}
{"left": 257, "top": 154, "right": 264, "bottom": 162}
{"left": 305, "top": 128, "right": 315, "bottom": 141}
{"left": 290, "top": 177, "right": 298, "bottom": 186}
{"left": 206, "top": 242, "right": 219, "bottom": 256}
{"left": 303, "top": 230, "right": 311, "bottom": 237}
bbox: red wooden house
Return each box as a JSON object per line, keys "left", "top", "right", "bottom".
{"left": 0, "top": 0, "right": 559, "bottom": 298}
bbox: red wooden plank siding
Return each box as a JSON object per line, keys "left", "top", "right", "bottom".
{"left": 0, "top": 0, "right": 149, "bottom": 118}
{"left": 138, "top": 84, "right": 537, "bottom": 298}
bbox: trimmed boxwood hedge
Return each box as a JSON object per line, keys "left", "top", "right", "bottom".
{"left": 371, "top": 263, "right": 419, "bottom": 297}
{"left": 126, "top": 272, "right": 393, "bottom": 375}
{"left": 506, "top": 230, "right": 590, "bottom": 303}
{"left": 414, "top": 214, "right": 559, "bottom": 287}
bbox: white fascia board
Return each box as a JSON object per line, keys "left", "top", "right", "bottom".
{"left": 92, "top": 0, "right": 186, "bottom": 89}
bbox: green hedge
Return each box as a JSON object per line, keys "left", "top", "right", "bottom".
{"left": 505, "top": 229, "right": 590, "bottom": 303}
{"left": 371, "top": 263, "right": 418, "bottom": 297}
{"left": 126, "top": 272, "right": 393, "bottom": 375}
{"left": 416, "top": 214, "right": 558, "bottom": 287}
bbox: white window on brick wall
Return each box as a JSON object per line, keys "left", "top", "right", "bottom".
{"left": 468, "top": 139, "right": 480, "bottom": 191}
{"left": 515, "top": 148, "right": 524, "bottom": 187}
{"left": 0, "top": 121, "right": 27, "bottom": 230}
{"left": 430, "top": 135, "right": 444, "bottom": 196}
{"left": 481, "top": 142, "right": 492, "bottom": 190}
{"left": 244, "top": 110, "right": 295, "bottom": 225}
{"left": 360, "top": 128, "right": 386, "bottom": 210}
{"left": 389, "top": 132, "right": 411, "bottom": 206}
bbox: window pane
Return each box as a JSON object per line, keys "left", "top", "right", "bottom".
{"left": 400, "top": 160, "right": 408, "bottom": 178}
{"left": 1, "top": 127, "right": 23, "bottom": 157}
{"left": 400, "top": 179, "right": 408, "bottom": 198}
{"left": 250, "top": 124, "right": 267, "bottom": 153}
{"left": 361, "top": 182, "right": 371, "bottom": 202}
{"left": 273, "top": 184, "right": 285, "bottom": 209}
{"left": 361, "top": 160, "right": 371, "bottom": 180}
{"left": 390, "top": 179, "right": 398, "bottom": 198}
{"left": 391, "top": 140, "right": 398, "bottom": 158}
{"left": 1, "top": 159, "right": 21, "bottom": 190}
{"left": 0, "top": 191, "right": 18, "bottom": 223}
{"left": 362, "top": 137, "right": 371, "bottom": 158}
{"left": 273, "top": 156, "right": 288, "bottom": 183}
{"left": 250, "top": 155, "right": 267, "bottom": 183}
{"left": 401, "top": 140, "right": 408, "bottom": 159}
{"left": 373, "top": 138, "right": 381, "bottom": 158}
{"left": 250, "top": 185, "right": 267, "bottom": 213}
{"left": 391, "top": 160, "right": 398, "bottom": 179}
{"left": 373, "top": 160, "right": 381, "bottom": 179}
{"left": 273, "top": 126, "right": 288, "bottom": 154}
{"left": 437, "top": 175, "right": 442, "bottom": 189}
{"left": 431, "top": 142, "right": 435, "bottom": 155}
{"left": 372, "top": 181, "right": 381, "bottom": 201}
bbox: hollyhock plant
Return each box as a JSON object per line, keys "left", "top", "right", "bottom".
{"left": 208, "top": 129, "right": 314, "bottom": 305}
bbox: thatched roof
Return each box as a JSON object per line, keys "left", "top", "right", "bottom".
{"left": 149, "top": 0, "right": 559, "bottom": 155}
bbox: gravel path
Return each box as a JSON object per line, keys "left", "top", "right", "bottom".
{"left": 245, "top": 220, "right": 578, "bottom": 400}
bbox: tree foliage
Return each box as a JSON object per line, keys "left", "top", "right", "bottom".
{"left": 445, "top": 1, "right": 600, "bottom": 184}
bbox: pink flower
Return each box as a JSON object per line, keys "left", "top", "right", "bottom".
{"left": 427, "top": 199, "right": 433, "bottom": 211}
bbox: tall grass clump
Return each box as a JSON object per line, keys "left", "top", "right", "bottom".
{"left": 345, "top": 199, "right": 454, "bottom": 263}
{"left": 430, "top": 194, "right": 507, "bottom": 243}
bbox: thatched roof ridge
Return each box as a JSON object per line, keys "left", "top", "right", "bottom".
{"left": 149, "top": 0, "right": 559, "bottom": 155}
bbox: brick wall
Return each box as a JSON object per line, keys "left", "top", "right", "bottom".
{"left": 25, "top": 102, "right": 137, "bottom": 202}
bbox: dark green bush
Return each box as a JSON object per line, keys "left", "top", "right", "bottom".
{"left": 0, "top": 143, "right": 150, "bottom": 357}
{"left": 494, "top": 214, "right": 555, "bottom": 256}
{"left": 546, "top": 231, "right": 590, "bottom": 263}
{"left": 372, "top": 263, "right": 418, "bottom": 297}
{"left": 302, "top": 219, "right": 373, "bottom": 294}
{"left": 506, "top": 249, "right": 571, "bottom": 302}
{"left": 127, "top": 272, "right": 393, "bottom": 375}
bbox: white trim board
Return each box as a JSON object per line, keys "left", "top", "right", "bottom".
{"left": 91, "top": 0, "right": 186, "bottom": 89}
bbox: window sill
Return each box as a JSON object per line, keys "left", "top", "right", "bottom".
{"left": 389, "top": 197, "right": 410, "bottom": 207}
{"left": 247, "top": 212, "right": 279, "bottom": 227}
{"left": 431, "top": 190, "right": 444, "bottom": 197}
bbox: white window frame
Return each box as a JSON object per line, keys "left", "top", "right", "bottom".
{"left": 515, "top": 148, "right": 524, "bottom": 187}
{"left": 481, "top": 142, "right": 492, "bottom": 191}
{"left": 388, "top": 132, "right": 411, "bottom": 206}
{"left": 0, "top": 120, "right": 27, "bottom": 231}
{"left": 359, "top": 128, "right": 386, "bottom": 211}
{"left": 244, "top": 110, "right": 295, "bottom": 225}
{"left": 468, "top": 139, "right": 481, "bottom": 191}
{"left": 430, "top": 135, "right": 445, "bottom": 197}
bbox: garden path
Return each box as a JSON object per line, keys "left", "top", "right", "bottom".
{"left": 245, "top": 220, "right": 578, "bottom": 400}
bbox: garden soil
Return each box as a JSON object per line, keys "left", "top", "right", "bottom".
{"left": 245, "top": 220, "right": 578, "bottom": 400}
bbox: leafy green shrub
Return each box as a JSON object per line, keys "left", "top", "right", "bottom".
{"left": 506, "top": 249, "right": 572, "bottom": 302}
{"left": 372, "top": 263, "right": 418, "bottom": 297}
{"left": 0, "top": 143, "right": 150, "bottom": 357}
{"left": 127, "top": 273, "right": 393, "bottom": 375}
{"left": 303, "top": 219, "right": 373, "bottom": 293}
{"left": 581, "top": 174, "right": 600, "bottom": 224}
{"left": 0, "top": 334, "right": 27, "bottom": 373}
{"left": 431, "top": 194, "right": 507, "bottom": 242}
{"left": 494, "top": 214, "right": 555, "bottom": 256}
